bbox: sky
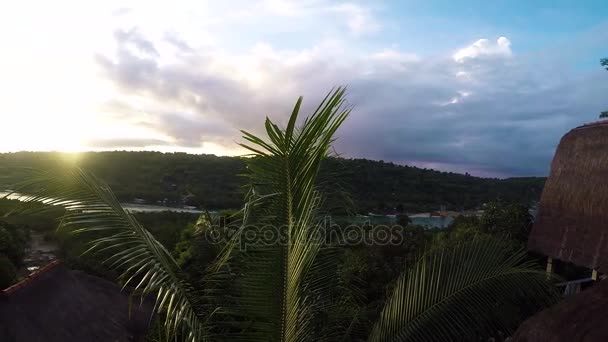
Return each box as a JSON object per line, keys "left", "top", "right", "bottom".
{"left": 0, "top": 0, "right": 607, "bottom": 177}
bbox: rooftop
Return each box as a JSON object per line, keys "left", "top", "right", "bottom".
{"left": 0, "top": 261, "right": 153, "bottom": 342}
{"left": 527, "top": 121, "right": 608, "bottom": 271}
{"left": 513, "top": 280, "right": 608, "bottom": 341}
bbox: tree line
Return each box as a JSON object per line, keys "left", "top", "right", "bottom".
{"left": 0, "top": 151, "right": 545, "bottom": 213}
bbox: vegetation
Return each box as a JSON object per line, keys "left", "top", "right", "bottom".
{"left": 55, "top": 210, "right": 200, "bottom": 279}
{"left": 12, "top": 88, "right": 558, "bottom": 341}
{"left": 0, "top": 215, "right": 29, "bottom": 287}
{"left": 0, "top": 255, "right": 16, "bottom": 289}
{"left": 436, "top": 200, "right": 532, "bottom": 246}
{"left": 0, "top": 152, "right": 246, "bottom": 209}
{"left": 0, "top": 153, "right": 545, "bottom": 214}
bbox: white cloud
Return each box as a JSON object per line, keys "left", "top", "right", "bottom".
{"left": 453, "top": 36, "right": 512, "bottom": 63}
{"left": 331, "top": 3, "right": 381, "bottom": 35}
{"left": 365, "top": 49, "right": 420, "bottom": 73}
{"left": 92, "top": 29, "right": 608, "bottom": 176}
{"left": 262, "top": 0, "right": 314, "bottom": 16}
{"left": 1, "top": 0, "right": 605, "bottom": 176}
{"left": 370, "top": 49, "right": 419, "bottom": 63}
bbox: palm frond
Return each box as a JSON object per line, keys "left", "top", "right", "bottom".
{"left": 368, "top": 237, "right": 559, "bottom": 342}
{"left": 11, "top": 168, "right": 215, "bottom": 342}
{"left": 216, "top": 87, "right": 352, "bottom": 341}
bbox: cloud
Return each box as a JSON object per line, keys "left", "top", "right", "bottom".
{"left": 95, "top": 30, "right": 608, "bottom": 177}
{"left": 367, "top": 49, "right": 420, "bottom": 73}
{"left": 139, "top": 112, "right": 236, "bottom": 147}
{"left": 331, "top": 3, "right": 380, "bottom": 35}
{"left": 84, "top": 138, "right": 169, "bottom": 148}
{"left": 111, "top": 7, "right": 132, "bottom": 17}
{"left": 453, "top": 37, "right": 512, "bottom": 63}
{"left": 113, "top": 28, "right": 159, "bottom": 57}
{"left": 263, "top": 0, "right": 307, "bottom": 16}
{"left": 163, "top": 32, "right": 194, "bottom": 53}
{"left": 252, "top": 1, "right": 382, "bottom": 35}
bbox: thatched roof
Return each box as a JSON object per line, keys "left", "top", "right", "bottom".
{"left": 513, "top": 279, "right": 608, "bottom": 341}
{"left": 0, "top": 261, "right": 153, "bottom": 342}
{"left": 528, "top": 120, "right": 608, "bottom": 272}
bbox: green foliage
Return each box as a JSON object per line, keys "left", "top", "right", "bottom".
{"left": 0, "top": 198, "right": 64, "bottom": 231}
{"left": 0, "top": 201, "right": 41, "bottom": 289}
{"left": 0, "top": 255, "right": 16, "bottom": 289}
{"left": 218, "top": 87, "right": 352, "bottom": 341}
{"left": 396, "top": 214, "right": 411, "bottom": 226}
{"left": 173, "top": 224, "right": 198, "bottom": 267}
{"left": 172, "top": 215, "right": 224, "bottom": 282}
{"left": 1, "top": 152, "right": 246, "bottom": 209}
{"left": 437, "top": 200, "right": 533, "bottom": 247}
{"left": 14, "top": 169, "right": 210, "bottom": 341}
{"left": 0, "top": 153, "right": 545, "bottom": 214}
{"left": 369, "top": 238, "right": 559, "bottom": 342}
{"left": 449, "top": 216, "right": 486, "bottom": 242}
{"left": 480, "top": 201, "right": 532, "bottom": 244}
{"left": 338, "top": 224, "right": 434, "bottom": 338}
{"left": 0, "top": 220, "right": 28, "bottom": 267}
{"left": 0, "top": 227, "right": 12, "bottom": 252}
{"left": 134, "top": 211, "right": 199, "bottom": 251}
{"left": 321, "top": 158, "right": 544, "bottom": 213}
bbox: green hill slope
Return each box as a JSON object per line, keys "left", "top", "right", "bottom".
{"left": 0, "top": 151, "right": 545, "bottom": 213}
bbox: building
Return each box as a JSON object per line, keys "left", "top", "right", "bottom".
{"left": 514, "top": 279, "right": 608, "bottom": 341}
{"left": 527, "top": 120, "right": 608, "bottom": 272}
{"left": 0, "top": 261, "right": 153, "bottom": 341}
{"left": 514, "top": 121, "right": 608, "bottom": 341}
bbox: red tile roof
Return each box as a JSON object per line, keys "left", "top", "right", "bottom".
{"left": 0, "top": 261, "right": 154, "bottom": 341}
{"left": 1, "top": 260, "right": 61, "bottom": 295}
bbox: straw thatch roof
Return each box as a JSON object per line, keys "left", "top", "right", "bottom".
{"left": 528, "top": 120, "right": 608, "bottom": 272}
{"left": 513, "top": 279, "right": 608, "bottom": 341}
{"left": 0, "top": 261, "right": 153, "bottom": 342}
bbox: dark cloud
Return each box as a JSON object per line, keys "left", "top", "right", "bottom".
{"left": 339, "top": 61, "right": 607, "bottom": 177}
{"left": 139, "top": 112, "right": 236, "bottom": 147}
{"left": 84, "top": 138, "right": 169, "bottom": 148}
{"left": 96, "top": 31, "right": 608, "bottom": 177}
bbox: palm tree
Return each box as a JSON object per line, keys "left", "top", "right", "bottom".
{"left": 13, "top": 87, "right": 558, "bottom": 341}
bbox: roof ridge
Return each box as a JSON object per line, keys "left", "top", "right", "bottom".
{"left": 574, "top": 119, "right": 608, "bottom": 130}
{"left": 1, "top": 260, "right": 61, "bottom": 295}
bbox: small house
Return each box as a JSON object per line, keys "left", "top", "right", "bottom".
{"left": 515, "top": 121, "right": 608, "bottom": 341}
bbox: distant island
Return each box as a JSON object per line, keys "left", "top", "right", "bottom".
{"left": 0, "top": 151, "right": 545, "bottom": 214}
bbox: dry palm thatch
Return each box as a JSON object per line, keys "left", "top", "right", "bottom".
{"left": 512, "top": 278, "right": 608, "bottom": 342}
{"left": 528, "top": 121, "right": 608, "bottom": 272}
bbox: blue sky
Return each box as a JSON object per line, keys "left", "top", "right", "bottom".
{"left": 0, "top": 0, "right": 606, "bottom": 177}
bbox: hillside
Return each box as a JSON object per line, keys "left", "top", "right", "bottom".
{"left": 0, "top": 151, "right": 545, "bottom": 213}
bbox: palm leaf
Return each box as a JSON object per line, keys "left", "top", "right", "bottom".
{"left": 368, "top": 237, "right": 559, "bottom": 342}
{"left": 9, "top": 168, "right": 216, "bottom": 342}
{"left": 217, "top": 87, "right": 352, "bottom": 341}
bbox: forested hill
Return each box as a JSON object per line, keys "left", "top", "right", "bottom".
{"left": 0, "top": 151, "right": 545, "bottom": 213}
